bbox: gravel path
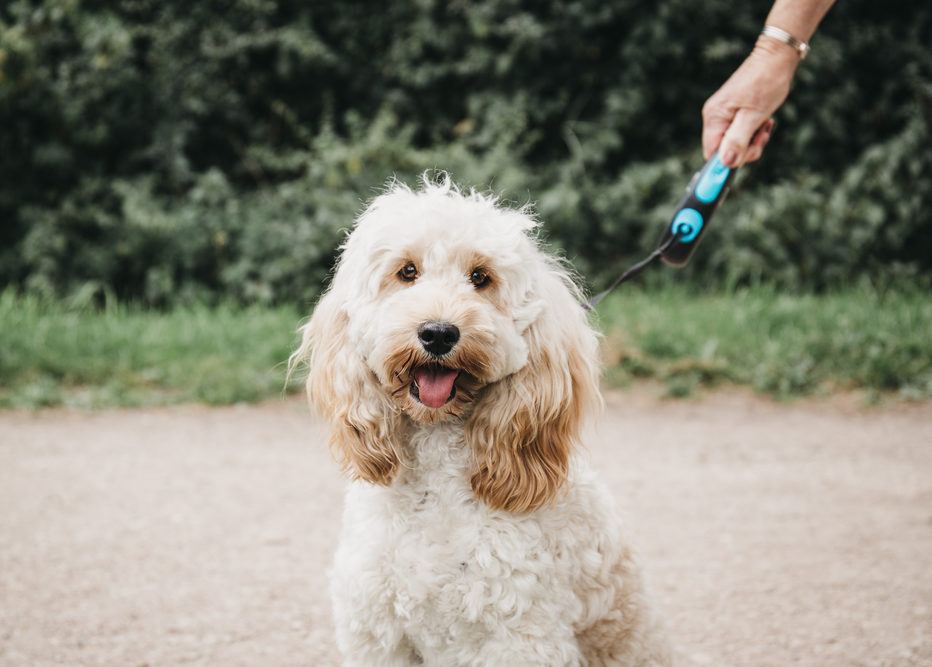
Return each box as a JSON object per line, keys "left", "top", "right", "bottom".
{"left": 1, "top": 390, "right": 930, "bottom": 666}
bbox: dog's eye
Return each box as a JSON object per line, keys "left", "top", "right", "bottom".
{"left": 397, "top": 263, "right": 419, "bottom": 283}
{"left": 469, "top": 268, "right": 491, "bottom": 289}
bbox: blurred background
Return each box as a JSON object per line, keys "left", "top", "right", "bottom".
{"left": 1, "top": 0, "right": 930, "bottom": 406}
{"left": 3, "top": 8, "right": 930, "bottom": 664}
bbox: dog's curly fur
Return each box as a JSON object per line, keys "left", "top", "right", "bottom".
{"left": 293, "top": 175, "right": 670, "bottom": 666}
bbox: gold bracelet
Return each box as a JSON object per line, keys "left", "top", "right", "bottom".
{"left": 761, "top": 25, "right": 810, "bottom": 60}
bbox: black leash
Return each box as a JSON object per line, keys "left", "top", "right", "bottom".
{"left": 584, "top": 230, "right": 684, "bottom": 310}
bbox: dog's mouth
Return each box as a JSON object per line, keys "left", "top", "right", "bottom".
{"left": 410, "top": 365, "right": 460, "bottom": 408}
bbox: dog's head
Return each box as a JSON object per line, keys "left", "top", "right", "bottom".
{"left": 294, "top": 175, "right": 600, "bottom": 512}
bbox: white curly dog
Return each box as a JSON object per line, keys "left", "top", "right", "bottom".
{"left": 295, "top": 176, "right": 670, "bottom": 666}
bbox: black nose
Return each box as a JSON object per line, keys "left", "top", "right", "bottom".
{"left": 417, "top": 321, "right": 460, "bottom": 357}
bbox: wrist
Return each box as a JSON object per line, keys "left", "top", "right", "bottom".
{"left": 751, "top": 34, "right": 803, "bottom": 75}
{"left": 759, "top": 25, "right": 810, "bottom": 60}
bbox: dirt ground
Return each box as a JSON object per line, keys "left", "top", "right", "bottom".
{"left": 1, "top": 388, "right": 930, "bottom": 667}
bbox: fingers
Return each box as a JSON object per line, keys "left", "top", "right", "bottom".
{"left": 701, "top": 108, "right": 775, "bottom": 166}
{"left": 719, "top": 110, "right": 772, "bottom": 167}
{"left": 744, "top": 118, "right": 776, "bottom": 164}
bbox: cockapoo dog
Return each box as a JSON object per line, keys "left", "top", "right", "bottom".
{"left": 294, "top": 176, "right": 670, "bottom": 666}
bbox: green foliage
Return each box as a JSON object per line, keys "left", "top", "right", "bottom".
{"left": 1, "top": 0, "right": 930, "bottom": 304}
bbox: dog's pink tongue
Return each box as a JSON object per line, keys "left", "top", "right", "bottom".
{"left": 415, "top": 367, "right": 458, "bottom": 408}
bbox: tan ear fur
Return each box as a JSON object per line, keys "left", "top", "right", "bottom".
{"left": 466, "top": 275, "right": 600, "bottom": 513}
{"left": 298, "top": 290, "right": 403, "bottom": 485}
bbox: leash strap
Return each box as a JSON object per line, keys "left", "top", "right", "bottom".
{"left": 585, "top": 230, "right": 683, "bottom": 310}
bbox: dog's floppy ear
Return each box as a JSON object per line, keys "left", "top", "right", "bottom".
{"left": 466, "top": 266, "right": 600, "bottom": 513}
{"left": 295, "top": 289, "right": 403, "bottom": 485}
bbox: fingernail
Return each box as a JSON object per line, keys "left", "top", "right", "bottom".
{"left": 722, "top": 150, "right": 737, "bottom": 167}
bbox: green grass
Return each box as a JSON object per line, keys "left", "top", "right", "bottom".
{"left": 1, "top": 286, "right": 930, "bottom": 409}
{"left": 0, "top": 290, "right": 306, "bottom": 409}
{"left": 596, "top": 285, "right": 932, "bottom": 400}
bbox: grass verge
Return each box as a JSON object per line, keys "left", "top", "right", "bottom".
{"left": 596, "top": 285, "right": 932, "bottom": 400}
{"left": 0, "top": 290, "right": 305, "bottom": 409}
{"left": 1, "top": 286, "right": 929, "bottom": 409}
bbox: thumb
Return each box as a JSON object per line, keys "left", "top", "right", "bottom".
{"left": 701, "top": 112, "right": 731, "bottom": 161}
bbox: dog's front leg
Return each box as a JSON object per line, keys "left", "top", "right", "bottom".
{"left": 329, "top": 485, "right": 419, "bottom": 666}
{"left": 330, "top": 548, "right": 419, "bottom": 666}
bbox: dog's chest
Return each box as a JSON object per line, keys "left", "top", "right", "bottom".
{"left": 388, "top": 427, "right": 554, "bottom": 570}
{"left": 342, "top": 426, "right": 592, "bottom": 635}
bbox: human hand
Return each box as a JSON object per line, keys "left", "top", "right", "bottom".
{"left": 701, "top": 37, "right": 799, "bottom": 167}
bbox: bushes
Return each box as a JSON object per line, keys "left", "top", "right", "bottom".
{"left": 1, "top": 0, "right": 929, "bottom": 305}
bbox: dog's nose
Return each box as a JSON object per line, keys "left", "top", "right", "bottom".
{"left": 417, "top": 321, "right": 460, "bottom": 357}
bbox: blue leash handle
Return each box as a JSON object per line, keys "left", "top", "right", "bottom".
{"left": 585, "top": 152, "right": 736, "bottom": 309}
{"left": 659, "top": 152, "right": 735, "bottom": 267}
